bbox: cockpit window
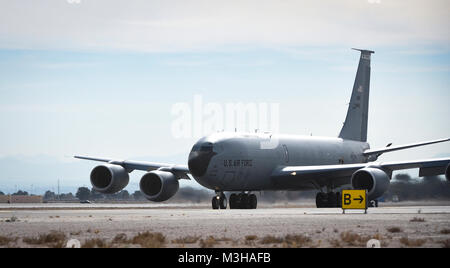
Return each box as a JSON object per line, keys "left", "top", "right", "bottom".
{"left": 200, "top": 145, "right": 213, "bottom": 152}
{"left": 192, "top": 142, "right": 213, "bottom": 153}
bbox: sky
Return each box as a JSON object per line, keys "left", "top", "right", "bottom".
{"left": 0, "top": 0, "right": 449, "bottom": 194}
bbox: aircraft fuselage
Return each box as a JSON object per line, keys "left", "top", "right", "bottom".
{"left": 189, "top": 132, "right": 370, "bottom": 192}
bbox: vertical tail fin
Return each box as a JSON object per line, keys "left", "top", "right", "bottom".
{"left": 338, "top": 48, "right": 374, "bottom": 142}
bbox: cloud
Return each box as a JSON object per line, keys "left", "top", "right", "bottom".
{"left": 0, "top": 0, "right": 448, "bottom": 52}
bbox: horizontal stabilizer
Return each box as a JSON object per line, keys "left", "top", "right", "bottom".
{"left": 352, "top": 48, "right": 375, "bottom": 54}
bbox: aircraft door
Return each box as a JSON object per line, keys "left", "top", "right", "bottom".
{"left": 283, "top": 144, "right": 289, "bottom": 163}
{"left": 277, "top": 144, "right": 289, "bottom": 163}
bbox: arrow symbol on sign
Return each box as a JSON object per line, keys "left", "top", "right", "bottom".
{"left": 353, "top": 195, "right": 364, "bottom": 204}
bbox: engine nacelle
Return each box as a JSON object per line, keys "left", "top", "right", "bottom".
{"left": 351, "top": 167, "right": 390, "bottom": 200}
{"left": 446, "top": 164, "right": 450, "bottom": 181}
{"left": 90, "top": 164, "right": 129, "bottom": 194}
{"left": 139, "top": 171, "right": 179, "bottom": 202}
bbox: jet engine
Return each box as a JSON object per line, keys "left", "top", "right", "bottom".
{"left": 351, "top": 167, "right": 390, "bottom": 200}
{"left": 90, "top": 164, "right": 129, "bottom": 194}
{"left": 139, "top": 171, "right": 179, "bottom": 202}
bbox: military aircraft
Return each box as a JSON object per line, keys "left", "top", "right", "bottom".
{"left": 75, "top": 49, "right": 450, "bottom": 209}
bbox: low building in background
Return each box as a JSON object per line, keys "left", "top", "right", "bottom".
{"left": 0, "top": 195, "right": 43, "bottom": 203}
{"left": 0, "top": 195, "right": 9, "bottom": 203}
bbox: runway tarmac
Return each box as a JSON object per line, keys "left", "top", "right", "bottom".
{"left": 1, "top": 203, "right": 449, "bottom": 248}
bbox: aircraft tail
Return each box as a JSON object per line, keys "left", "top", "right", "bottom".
{"left": 338, "top": 48, "right": 374, "bottom": 142}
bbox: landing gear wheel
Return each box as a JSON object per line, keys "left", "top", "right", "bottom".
{"left": 230, "top": 193, "right": 258, "bottom": 209}
{"left": 316, "top": 192, "right": 340, "bottom": 208}
{"left": 315, "top": 192, "right": 327, "bottom": 208}
{"left": 240, "top": 193, "right": 249, "bottom": 209}
{"left": 212, "top": 196, "right": 219, "bottom": 209}
{"left": 336, "top": 192, "right": 341, "bottom": 208}
{"left": 328, "top": 192, "right": 338, "bottom": 208}
{"left": 229, "top": 194, "right": 237, "bottom": 209}
{"left": 249, "top": 194, "right": 257, "bottom": 209}
{"left": 219, "top": 193, "right": 227, "bottom": 209}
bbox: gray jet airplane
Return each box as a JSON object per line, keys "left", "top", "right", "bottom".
{"left": 75, "top": 49, "right": 450, "bottom": 209}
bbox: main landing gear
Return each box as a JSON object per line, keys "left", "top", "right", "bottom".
{"left": 315, "top": 192, "right": 341, "bottom": 208}
{"left": 229, "top": 193, "right": 257, "bottom": 209}
{"left": 211, "top": 192, "right": 257, "bottom": 209}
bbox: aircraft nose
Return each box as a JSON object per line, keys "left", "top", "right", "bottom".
{"left": 188, "top": 142, "right": 216, "bottom": 177}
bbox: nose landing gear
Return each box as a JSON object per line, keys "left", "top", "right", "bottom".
{"left": 212, "top": 192, "right": 227, "bottom": 209}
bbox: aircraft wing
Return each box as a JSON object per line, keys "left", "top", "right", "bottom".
{"left": 74, "top": 155, "right": 191, "bottom": 179}
{"left": 380, "top": 158, "right": 450, "bottom": 177}
{"left": 271, "top": 157, "right": 450, "bottom": 189}
{"left": 363, "top": 138, "right": 450, "bottom": 156}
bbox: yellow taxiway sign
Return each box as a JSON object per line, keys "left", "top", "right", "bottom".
{"left": 341, "top": 189, "right": 368, "bottom": 211}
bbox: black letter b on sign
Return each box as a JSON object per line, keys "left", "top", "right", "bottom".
{"left": 344, "top": 194, "right": 351, "bottom": 205}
